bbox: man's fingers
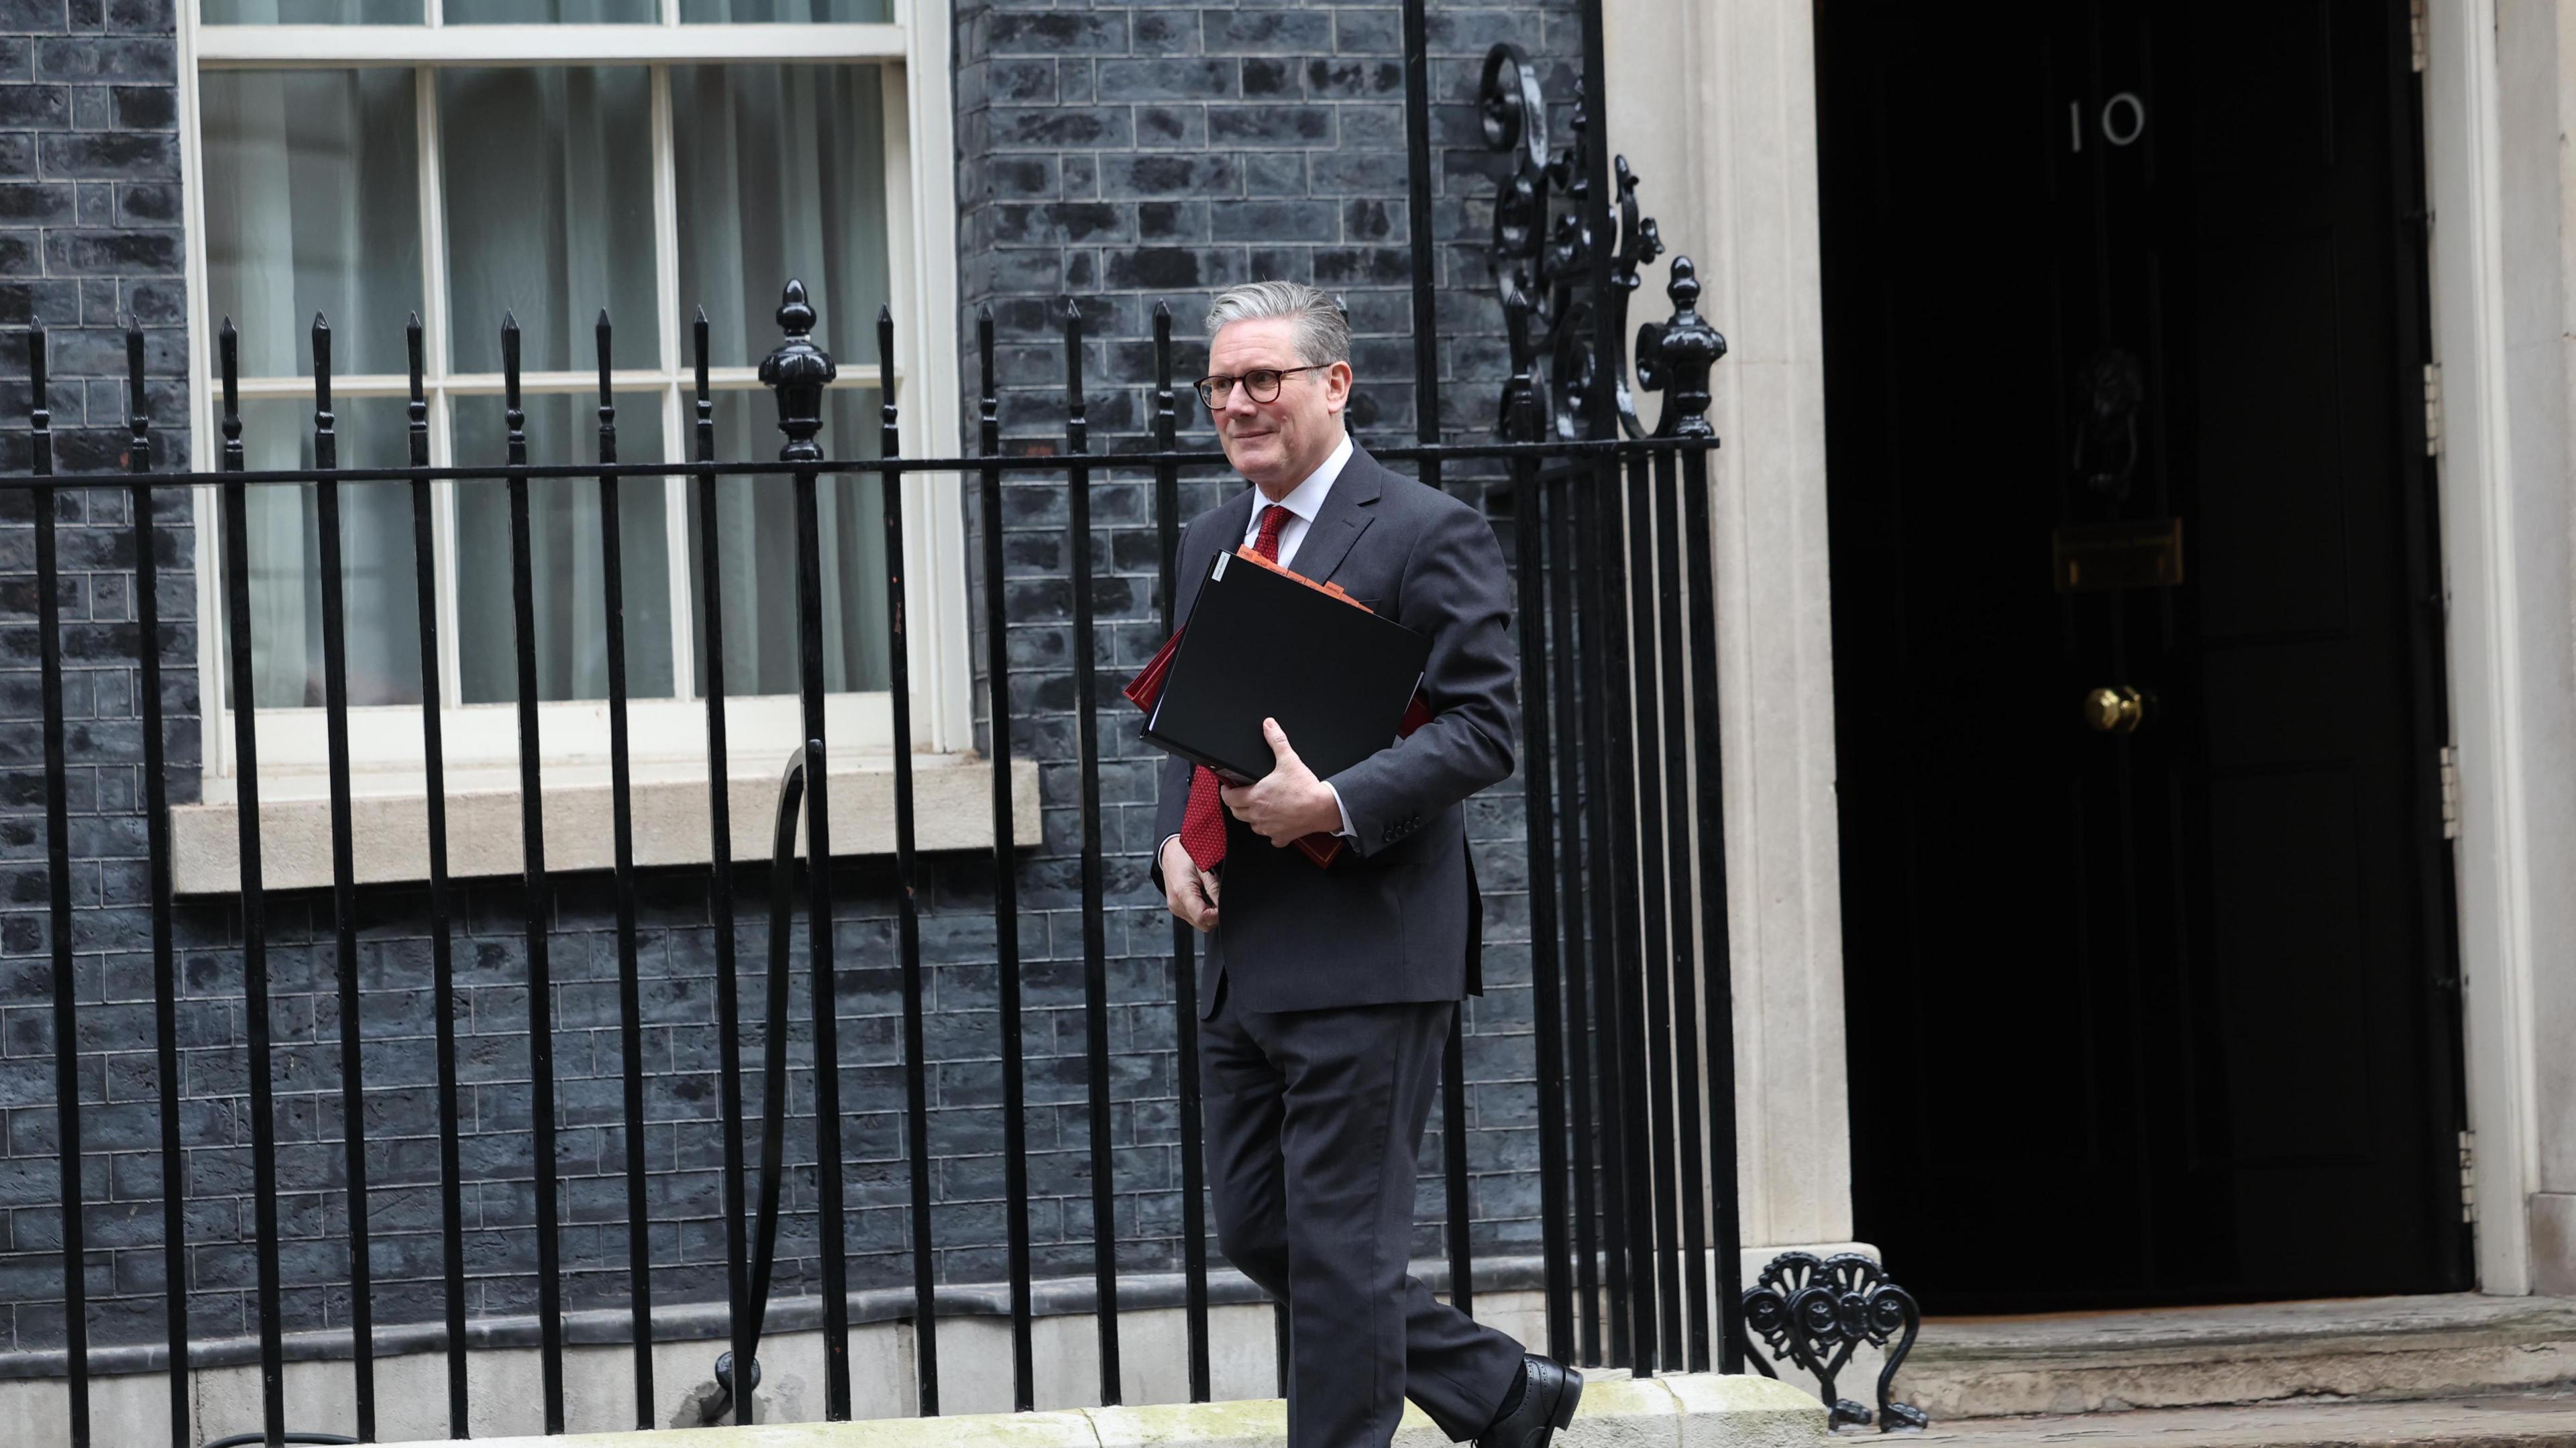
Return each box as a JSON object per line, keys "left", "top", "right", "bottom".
{"left": 1187, "top": 873, "right": 1219, "bottom": 930}
{"left": 1262, "top": 717, "right": 1304, "bottom": 771}
{"left": 1169, "top": 875, "right": 1217, "bottom": 932}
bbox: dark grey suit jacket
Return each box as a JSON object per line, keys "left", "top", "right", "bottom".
{"left": 1150, "top": 444, "right": 1519, "bottom": 1017}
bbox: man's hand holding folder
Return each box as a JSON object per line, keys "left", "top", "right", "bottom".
{"left": 1123, "top": 545, "right": 1434, "bottom": 869}
{"left": 1218, "top": 717, "right": 1344, "bottom": 844}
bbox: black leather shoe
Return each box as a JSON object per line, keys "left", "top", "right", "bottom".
{"left": 1475, "top": 1353, "right": 1582, "bottom": 1448}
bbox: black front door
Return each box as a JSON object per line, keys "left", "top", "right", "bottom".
{"left": 1817, "top": 0, "right": 2472, "bottom": 1310}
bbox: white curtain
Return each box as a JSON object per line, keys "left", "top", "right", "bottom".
{"left": 675, "top": 63, "right": 892, "bottom": 697}
{"left": 441, "top": 65, "right": 672, "bottom": 705}
{"left": 452, "top": 394, "right": 675, "bottom": 704}
{"left": 201, "top": 68, "right": 423, "bottom": 709}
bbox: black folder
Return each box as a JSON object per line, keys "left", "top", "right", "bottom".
{"left": 1142, "top": 550, "right": 1432, "bottom": 784}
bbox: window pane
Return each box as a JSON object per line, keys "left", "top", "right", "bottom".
{"left": 201, "top": 69, "right": 421, "bottom": 379}
{"left": 203, "top": 0, "right": 424, "bottom": 21}
{"left": 443, "top": 0, "right": 656, "bottom": 20}
{"left": 439, "top": 67, "right": 658, "bottom": 374}
{"left": 680, "top": 0, "right": 891, "bottom": 19}
{"left": 688, "top": 388, "right": 888, "bottom": 696}
{"left": 229, "top": 398, "right": 426, "bottom": 710}
{"left": 453, "top": 393, "right": 675, "bottom": 705}
{"left": 673, "top": 64, "right": 888, "bottom": 369}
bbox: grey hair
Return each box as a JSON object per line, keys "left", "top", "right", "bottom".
{"left": 1202, "top": 281, "right": 1350, "bottom": 366}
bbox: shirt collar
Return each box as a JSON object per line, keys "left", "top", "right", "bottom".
{"left": 1260, "top": 433, "right": 1354, "bottom": 526}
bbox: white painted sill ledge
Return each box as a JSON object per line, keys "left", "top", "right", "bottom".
{"left": 453, "top": 1375, "right": 1831, "bottom": 1448}
{"left": 170, "top": 755, "right": 1043, "bottom": 895}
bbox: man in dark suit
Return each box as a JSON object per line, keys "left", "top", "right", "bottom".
{"left": 1152, "top": 281, "right": 1582, "bottom": 1448}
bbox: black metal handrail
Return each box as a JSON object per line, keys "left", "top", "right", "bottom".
{"left": 699, "top": 747, "right": 808, "bottom": 1427}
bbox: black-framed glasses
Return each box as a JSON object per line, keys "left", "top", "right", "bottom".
{"left": 1196, "top": 364, "right": 1326, "bottom": 409}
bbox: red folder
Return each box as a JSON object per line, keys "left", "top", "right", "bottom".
{"left": 1125, "top": 547, "right": 1433, "bottom": 868}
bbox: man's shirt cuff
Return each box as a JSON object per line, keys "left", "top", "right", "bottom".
{"left": 1327, "top": 782, "right": 1356, "bottom": 838}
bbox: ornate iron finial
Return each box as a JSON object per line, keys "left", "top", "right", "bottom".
{"left": 759, "top": 279, "right": 836, "bottom": 464}
{"left": 1635, "top": 256, "right": 1727, "bottom": 439}
{"left": 1481, "top": 45, "right": 1692, "bottom": 441}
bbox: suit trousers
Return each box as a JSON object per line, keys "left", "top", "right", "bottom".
{"left": 1201, "top": 979, "right": 1525, "bottom": 1448}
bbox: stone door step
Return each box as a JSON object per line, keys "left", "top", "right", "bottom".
{"left": 1904, "top": 1295, "right": 2576, "bottom": 1421}
{"left": 1907, "top": 1389, "right": 2576, "bottom": 1447}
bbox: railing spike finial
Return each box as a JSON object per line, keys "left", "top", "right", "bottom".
{"left": 27, "top": 326, "right": 47, "bottom": 452}
{"left": 1155, "top": 298, "right": 1181, "bottom": 419}
{"left": 877, "top": 306, "right": 898, "bottom": 436}
{"left": 406, "top": 315, "right": 428, "bottom": 469}
{"left": 312, "top": 314, "right": 336, "bottom": 455}
{"left": 125, "top": 325, "right": 148, "bottom": 468}
{"left": 977, "top": 307, "right": 998, "bottom": 433}
{"left": 218, "top": 321, "right": 241, "bottom": 466}
{"left": 759, "top": 279, "right": 835, "bottom": 465}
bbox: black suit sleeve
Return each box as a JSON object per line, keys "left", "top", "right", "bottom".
{"left": 1325, "top": 498, "right": 1518, "bottom": 855}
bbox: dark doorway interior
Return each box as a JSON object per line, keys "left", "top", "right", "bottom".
{"left": 1817, "top": 0, "right": 2473, "bottom": 1311}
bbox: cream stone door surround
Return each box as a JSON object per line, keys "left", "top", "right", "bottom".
{"left": 1601, "top": 0, "right": 1856, "bottom": 1257}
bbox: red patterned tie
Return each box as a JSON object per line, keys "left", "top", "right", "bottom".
{"left": 1179, "top": 504, "right": 1291, "bottom": 870}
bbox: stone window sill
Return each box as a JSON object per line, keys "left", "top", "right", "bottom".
{"left": 170, "top": 753, "right": 1041, "bottom": 896}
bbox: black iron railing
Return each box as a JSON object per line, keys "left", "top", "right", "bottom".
{"left": 7, "top": 256, "right": 1732, "bottom": 1445}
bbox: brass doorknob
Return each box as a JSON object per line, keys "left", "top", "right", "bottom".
{"left": 2082, "top": 685, "right": 2147, "bottom": 734}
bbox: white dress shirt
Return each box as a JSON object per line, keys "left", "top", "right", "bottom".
{"left": 1172, "top": 432, "right": 1360, "bottom": 853}
{"left": 1240, "top": 433, "right": 1354, "bottom": 571}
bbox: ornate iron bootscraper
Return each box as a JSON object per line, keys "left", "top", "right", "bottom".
{"left": 1481, "top": 44, "right": 1666, "bottom": 441}
{"left": 1743, "top": 1251, "right": 1928, "bottom": 1432}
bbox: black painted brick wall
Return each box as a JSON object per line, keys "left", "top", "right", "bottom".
{"left": 0, "top": 0, "right": 1576, "bottom": 1361}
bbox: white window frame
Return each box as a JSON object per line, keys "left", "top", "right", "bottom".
{"left": 172, "top": 0, "right": 971, "bottom": 814}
